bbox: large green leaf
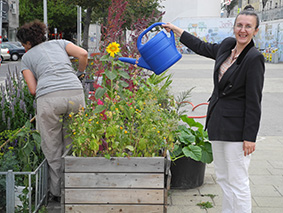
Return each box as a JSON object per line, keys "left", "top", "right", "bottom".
{"left": 105, "top": 69, "right": 118, "bottom": 80}
{"left": 200, "top": 142, "right": 213, "bottom": 164}
{"left": 119, "top": 81, "right": 129, "bottom": 88}
{"left": 178, "top": 133, "right": 195, "bottom": 145}
{"left": 182, "top": 145, "right": 202, "bottom": 161}
{"left": 118, "top": 70, "right": 130, "bottom": 79}
{"left": 172, "top": 144, "right": 183, "bottom": 157}
{"left": 95, "top": 87, "right": 107, "bottom": 100}
{"left": 93, "top": 105, "right": 106, "bottom": 114}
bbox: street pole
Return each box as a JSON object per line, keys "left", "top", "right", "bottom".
{"left": 43, "top": 0, "right": 48, "bottom": 40}
{"left": 0, "top": 0, "right": 3, "bottom": 63}
{"left": 77, "top": 6, "right": 81, "bottom": 46}
{"left": 238, "top": 0, "right": 242, "bottom": 13}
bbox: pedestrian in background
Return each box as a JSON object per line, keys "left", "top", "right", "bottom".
{"left": 16, "top": 20, "right": 88, "bottom": 202}
{"left": 163, "top": 5, "right": 265, "bottom": 213}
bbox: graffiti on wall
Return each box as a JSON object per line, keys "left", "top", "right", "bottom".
{"left": 172, "top": 17, "right": 283, "bottom": 62}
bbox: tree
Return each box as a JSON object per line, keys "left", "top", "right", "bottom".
{"left": 64, "top": 0, "right": 110, "bottom": 50}
{"left": 65, "top": 0, "right": 163, "bottom": 50}
{"left": 222, "top": 0, "right": 238, "bottom": 18}
{"left": 19, "top": 0, "right": 77, "bottom": 41}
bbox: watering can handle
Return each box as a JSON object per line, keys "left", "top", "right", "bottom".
{"left": 137, "top": 22, "right": 175, "bottom": 49}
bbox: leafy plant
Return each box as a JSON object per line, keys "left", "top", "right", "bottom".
{"left": 0, "top": 120, "right": 44, "bottom": 211}
{"left": 67, "top": 42, "right": 178, "bottom": 158}
{"left": 0, "top": 69, "right": 36, "bottom": 132}
{"left": 171, "top": 115, "right": 213, "bottom": 164}
{"left": 197, "top": 201, "right": 213, "bottom": 209}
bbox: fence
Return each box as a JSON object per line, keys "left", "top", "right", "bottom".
{"left": 0, "top": 159, "right": 48, "bottom": 213}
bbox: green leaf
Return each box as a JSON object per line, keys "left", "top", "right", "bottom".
{"left": 25, "top": 120, "right": 31, "bottom": 129}
{"left": 172, "top": 145, "right": 183, "bottom": 157}
{"left": 32, "top": 132, "right": 41, "bottom": 144}
{"left": 182, "top": 145, "right": 202, "bottom": 161}
{"left": 93, "top": 105, "right": 106, "bottom": 114}
{"left": 125, "top": 145, "right": 134, "bottom": 151}
{"left": 118, "top": 70, "right": 130, "bottom": 79}
{"left": 200, "top": 142, "right": 213, "bottom": 164}
{"left": 95, "top": 87, "right": 107, "bottom": 100}
{"left": 100, "top": 54, "right": 109, "bottom": 61}
{"left": 105, "top": 69, "right": 118, "bottom": 80}
{"left": 119, "top": 81, "right": 129, "bottom": 88}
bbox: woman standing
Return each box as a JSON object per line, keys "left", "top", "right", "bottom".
{"left": 163, "top": 5, "right": 265, "bottom": 213}
{"left": 16, "top": 20, "right": 88, "bottom": 202}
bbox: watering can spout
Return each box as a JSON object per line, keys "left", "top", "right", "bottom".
{"left": 118, "top": 57, "right": 152, "bottom": 70}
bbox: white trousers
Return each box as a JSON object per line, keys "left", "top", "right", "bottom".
{"left": 212, "top": 141, "right": 252, "bottom": 213}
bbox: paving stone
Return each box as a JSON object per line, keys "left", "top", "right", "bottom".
{"left": 252, "top": 207, "right": 283, "bottom": 213}
{"left": 253, "top": 196, "right": 283, "bottom": 208}
{"left": 250, "top": 175, "right": 283, "bottom": 186}
{"left": 251, "top": 185, "right": 281, "bottom": 197}
{"left": 171, "top": 194, "right": 212, "bottom": 206}
{"left": 167, "top": 205, "right": 207, "bottom": 213}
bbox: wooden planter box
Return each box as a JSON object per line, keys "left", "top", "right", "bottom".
{"left": 61, "top": 149, "right": 171, "bottom": 213}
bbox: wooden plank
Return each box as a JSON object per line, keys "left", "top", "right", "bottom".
{"left": 65, "top": 189, "right": 164, "bottom": 204}
{"left": 65, "top": 173, "right": 164, "bottom": 188}
{"left": 65, "top": 205, "right": 164, "bottom": 213}
{"left": 64, "top": 156, "right": 164, "bottom": 173}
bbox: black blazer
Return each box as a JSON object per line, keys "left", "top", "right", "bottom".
{"left": 180, "top": 31, "right": 265, "bottom": 142}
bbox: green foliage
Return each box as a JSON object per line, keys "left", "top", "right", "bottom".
{"left": 197, "top": 201, "right": 213, "bottom": 209}
{"left": 0, "top": 120, "right": 44, "bottom": 211}
{"left": 19, "top": 0, "right": 77, "bottom": 38}
{"left": 171, "top": 115, "right": 213, "bottom": 164}
{"left": 0, "top": 69, "right": 36, "bottom": 132}
{"left": 67, "top": 51, "right": 179, "bottom": 158}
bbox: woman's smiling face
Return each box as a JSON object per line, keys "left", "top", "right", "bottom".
{"left": 234, "top": 14, "right": 259, "bottom": 47}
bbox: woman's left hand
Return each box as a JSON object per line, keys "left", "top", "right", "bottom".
{"left": 243, "top": 140, "right": 256, "bottom": 156}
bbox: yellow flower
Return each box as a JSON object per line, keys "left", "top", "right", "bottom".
{"left": 106, "top": 42, "right": 120, "bottom": 57}
{"left": 69, "top": 114, "right": 72, "bottom": 118}
{"left": 96, "top": 121, "right": 99, "bottom": 124}
{"left": 73, "top": 132, "right": 76, "bottom": 135}
{"left": 91, "top": 62, "right": 94, "bottom": 65}
{"left": 120, "top": 126, "right": 123, "bottom": 130}
{"left": 85, "top": 114, "right": 88, "bottom": 116}
{"left": 124, "top": 130, "right": 128, "bottom": 134}
{"left": 157, "top": 131, "right": 160, "bottom": 134}
{"left": 88, "top": 119, "right": 92, "bottom": 122}
{"left": 8, "top": 147, "right": 14, "bottom": 150}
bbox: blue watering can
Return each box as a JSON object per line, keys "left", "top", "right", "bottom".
{"left": 119, "top": 22, "right": 182, "bottom": 75}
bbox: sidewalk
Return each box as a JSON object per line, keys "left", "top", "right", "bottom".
{"left": 166, "top": 54, "right": 283, "bottom": 213}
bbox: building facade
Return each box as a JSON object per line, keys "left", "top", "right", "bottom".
{"left": 1, "top": 0, "right": 19, "bottom": 41}
{"left": 225, "top": 0, "right": 283, "bottom": 21}
{"left": 161, "top": 0, "right": 222, "bottom": 22}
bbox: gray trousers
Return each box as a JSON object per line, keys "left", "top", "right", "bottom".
{"left": 36, "top": 89, "right": 85, "bottom": 196}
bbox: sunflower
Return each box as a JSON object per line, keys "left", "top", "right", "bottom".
{"left": 106, "top": 42, "right": 120, "bottom": 57}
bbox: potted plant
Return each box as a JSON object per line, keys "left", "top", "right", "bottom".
{"left": 170, "top": 115, "right": 213, "bottom": 189}
{"left": 63, "top": 41, "right": 179, "bottom": 212}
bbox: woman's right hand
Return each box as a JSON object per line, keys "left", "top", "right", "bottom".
{"left": 162, "top": 23, "right": 184, "bottom": 37}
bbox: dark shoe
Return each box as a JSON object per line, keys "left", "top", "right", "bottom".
{"left": 48, "top": 192, "right": 61, "bottom": 203}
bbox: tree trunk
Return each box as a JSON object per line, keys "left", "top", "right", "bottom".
{"left": 82, "top": 7, "right": 93, "bottom": 51}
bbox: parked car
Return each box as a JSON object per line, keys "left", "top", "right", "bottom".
{"left": 1, "top": 42, "right": 26, "bottom": 61}
{"left": 0, "top": 47, "right": 10, "bottom": 63}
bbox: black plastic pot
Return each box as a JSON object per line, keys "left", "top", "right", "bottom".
{"left": 170, "top": 157, "right": 206, "bottom": 189}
